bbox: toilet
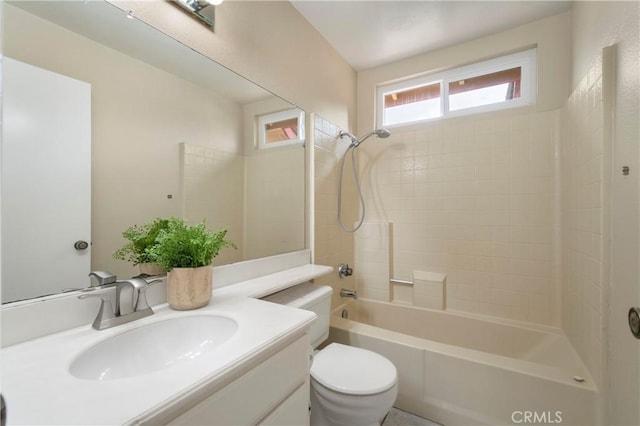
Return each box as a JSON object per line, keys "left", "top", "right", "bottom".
{"left": 262, "top": 283, "right": 398, "bottom": 426}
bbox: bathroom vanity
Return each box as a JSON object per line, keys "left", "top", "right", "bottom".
{"left": 0, "top": 251, "right": 332, "bottom": 425}
{"left": 167, "top": 334, "right": 310, "bottom": 426}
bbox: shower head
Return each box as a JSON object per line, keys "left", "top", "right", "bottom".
{"left": 355, "top": 128, "right": 391, "bottom": 146}
{"left": 374, "top": 128, "right": 391, "bottom": 138}
{"left": 339, "top": 128, "right": 391, "bottom": 147}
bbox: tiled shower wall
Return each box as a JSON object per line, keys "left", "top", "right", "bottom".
{"left": 357, "top": 110, "right": 561, "bottom": 326}
{"left": 313, "top": 115, "right": 357, "bottom": 308}
{"left": 561, "top": 54, "right": 608, "bottom": 387}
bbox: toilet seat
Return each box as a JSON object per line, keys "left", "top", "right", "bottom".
{"left": 311, "top": 343, "right": 397, "bottom": 396}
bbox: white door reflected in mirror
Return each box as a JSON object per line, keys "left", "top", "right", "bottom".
{"left": 1, "top": 58, "right": 91, "bottom": 303}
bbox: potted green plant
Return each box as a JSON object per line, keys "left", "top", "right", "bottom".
{"left": 113, "top": 218, "right": 171, "bottom": 276}
{"left": 150, "top": 217, "right": 236, "bottom": 310}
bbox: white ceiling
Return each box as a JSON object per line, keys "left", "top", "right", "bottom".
{"left": 291, "top": 1, "right": 572, "bottom": 71}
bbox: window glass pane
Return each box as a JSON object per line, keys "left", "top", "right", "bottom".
{"left": 265, "top": 117, "right": 298, "bottom": 143}
{"left": 449, "top": 67, "right": 521, "bottom": 112}
{"left": 383, "top": 82, "right": 441, "bottom": 125}
{"left": 376, "top": 49, "right": 535, "bottom": 127}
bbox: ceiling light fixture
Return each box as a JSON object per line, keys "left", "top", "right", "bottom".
{"left": 171, "top": 0, "right": 220, "bottom": 30}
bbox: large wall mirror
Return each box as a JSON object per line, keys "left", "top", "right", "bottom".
{"left": 1, "top": 1, "right": 306, "bottom": 304}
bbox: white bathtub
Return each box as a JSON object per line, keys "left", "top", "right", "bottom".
{"left": 329, "top": 299, "right": 599, "bottom": 426}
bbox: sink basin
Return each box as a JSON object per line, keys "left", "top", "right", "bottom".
{"left": 70, "top": 315, "right": 238, "bottom": 381}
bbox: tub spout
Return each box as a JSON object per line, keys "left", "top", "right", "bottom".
{"left": 340, "top": 288, "right": 358, "bottom": 299}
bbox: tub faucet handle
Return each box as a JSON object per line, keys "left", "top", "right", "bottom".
{"left": 338, "top": 264, "right": 353, "bottom": 278}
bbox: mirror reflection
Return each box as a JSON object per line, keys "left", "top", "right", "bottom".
{"left": 1, "top": 1, "right": 305, "bottom": 304}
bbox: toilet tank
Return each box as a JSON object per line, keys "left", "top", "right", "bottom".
{"left": 262, "top": 283, "right": 333, "bottom": 349}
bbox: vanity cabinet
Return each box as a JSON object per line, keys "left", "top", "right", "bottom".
{"left": 167, "top": 335, "right": 310, "bottom": 426}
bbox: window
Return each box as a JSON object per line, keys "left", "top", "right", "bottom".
{"left": 384, "top": 81, "right": 441, "bottom": 126}
{"left": 377, "top": 48, "right": 536, "bottom": 127}
{"left": 257, "top": 108, "right": 305, "bottom": 149}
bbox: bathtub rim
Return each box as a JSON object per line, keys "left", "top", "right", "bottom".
{"left": 336, "top": 297, "right": 570, "bottom": 336}
{"left": 331, "top": 298, "right": 597, "bottom": 393}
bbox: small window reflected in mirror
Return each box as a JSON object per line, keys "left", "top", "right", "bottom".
{"left": 265, "top": 117, "right": 298, "bottom": 143}
{"left": 257, "top": 108, "right": 305, "bottom": 149}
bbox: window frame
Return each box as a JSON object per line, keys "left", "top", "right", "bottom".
{"left": 376, "top": 48, "right": 537, "bottom": 128}
{"left": 256, "top": 108, "right": 305, "bottom": 150}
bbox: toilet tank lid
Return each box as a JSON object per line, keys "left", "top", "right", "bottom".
{"left": 311, "top": 343, "right": 397, "bottom": 395}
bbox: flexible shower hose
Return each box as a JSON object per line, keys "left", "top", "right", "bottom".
{"left": 337, "top": 144, "right": 366, "bottom": 233}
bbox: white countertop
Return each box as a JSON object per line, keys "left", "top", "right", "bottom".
{"left": 0, "top": 263, "right": 333, "bottom": 425}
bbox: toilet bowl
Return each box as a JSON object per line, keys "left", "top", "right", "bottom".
{"left": 310, "top": 343, "right": 398, "bottom": 426}
{"left": 262, "top": 283, "right": 398, "bottom": 426}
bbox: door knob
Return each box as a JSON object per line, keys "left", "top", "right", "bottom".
{"left": 74, "top": 240, "right": 89, "bottom": 250}
{"left": 629, "top": 307, "right": 640, "bottom": 339}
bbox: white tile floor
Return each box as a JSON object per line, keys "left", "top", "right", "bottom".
{"left": 382, "top": 407, "right": 441, "bottom": 426}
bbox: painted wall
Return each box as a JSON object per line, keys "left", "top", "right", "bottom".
{"left": 242, "top": 98, "right": 305, "bottom": 260}
{"left": 570, "top": 2, "right": 640, "bottom": 424}
{"left": 4, "top": 5, "right": 244, "bottom": 279}
{"left": 180, "top": 143, "right": 244, "bottom": 266}
{"left": 244, "top": 146, "right": 305, "bottom": 260}
{"left": 111, "top": 0, "right": 357, "bottom": 132}
{"left": 353, "top": 13, "right": 570, "bottom": 325}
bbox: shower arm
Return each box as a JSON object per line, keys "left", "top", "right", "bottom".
{"left": 338, "top": 130, "right": 358, "bottom": 146}
{"left": 339, "top": 129, "right": 391, "bottom": 148}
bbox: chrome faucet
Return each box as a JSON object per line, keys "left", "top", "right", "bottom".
{"left": 78, "top": 272, "right": 161, "bottom": 330}
{"left": 114, "top": 278, "right": 153, "bottom": 316}
{"left": 340, "top": 288, "right": 358, "bottom": 299}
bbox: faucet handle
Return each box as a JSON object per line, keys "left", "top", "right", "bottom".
{"left": 338, "top": 264, "right": 353, "bottom": 278}
{"left": 78, "top": 289, "right": 116, "bottom": 330}
{"left": 88, "top": 271, "right": 117, "bottom": 286}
